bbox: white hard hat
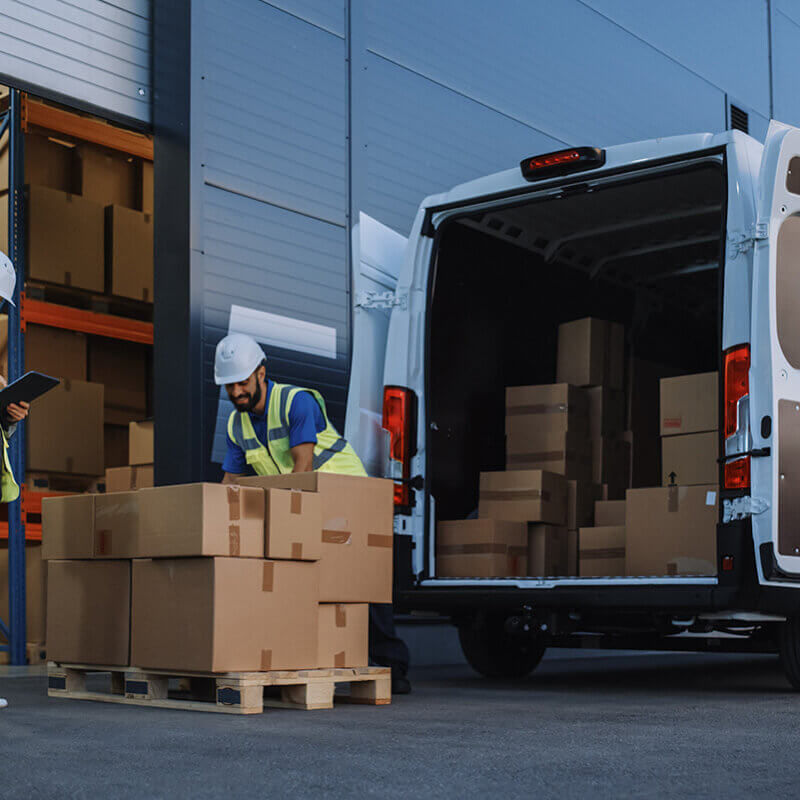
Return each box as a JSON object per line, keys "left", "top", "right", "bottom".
{"left": 214, "top": 333, "right": 266, "bottom": 385}
{"left": 0, "top": 252, "right": 17, "bottom": 307}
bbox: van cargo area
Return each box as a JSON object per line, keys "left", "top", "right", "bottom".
{"left": 427, "top": 157, "right": 723, "bottom": 581}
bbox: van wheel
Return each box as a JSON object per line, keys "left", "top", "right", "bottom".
{"left": 458, "top": 613, "right": 546, "bottom": 679}
{"left": 778, "top": 617, "right": 800, "bottom": 689}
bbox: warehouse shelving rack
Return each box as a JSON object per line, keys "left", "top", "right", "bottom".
{"left": 0, "top": 89, "right": 154, "bottom": 665}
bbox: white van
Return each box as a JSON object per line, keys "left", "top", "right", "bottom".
{"left": 346, "top": 123, "right": 800, "bottom": 686}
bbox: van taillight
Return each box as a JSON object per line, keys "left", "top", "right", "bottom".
{"left": 382, "top": 386, "right": 416, "bottom": 509}
{"left": 723, "top": 344, "right": 751, "bottom": 490}
{"left": 724, "top": 456, "right": 751, "bottom": 490}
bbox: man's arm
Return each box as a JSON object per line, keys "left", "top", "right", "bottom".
{"left": 222, "top": 472, "right": 246, "bottom": 484}
{"left": 290, "top": 442, "right": 314, "bottom": 472}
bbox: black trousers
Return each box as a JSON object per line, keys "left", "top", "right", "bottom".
{"left": 368, "top": 604, "right": 410, "bottom": 676}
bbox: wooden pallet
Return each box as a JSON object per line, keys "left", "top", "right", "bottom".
{"left": 47, "top": 663, "right": 391, "bottom": 714}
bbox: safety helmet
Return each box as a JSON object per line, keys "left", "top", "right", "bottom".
{"left": 214, "top": 333, "right": 266, "bottom": 385}
{"left": 0, "top": 252, "right": 17, "bottom": 307}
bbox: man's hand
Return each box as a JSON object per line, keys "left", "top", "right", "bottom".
{"left": 290, "top": 442, "right": 314, "bottom": 473}
{"left": 5, "top": 401, "right": 29, "bottom": 422}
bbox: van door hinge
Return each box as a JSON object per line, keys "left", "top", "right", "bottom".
{"left": 722, "top": 495, "right": 769, "bottom": 523}
{"left": 355, "top": 290, "right": 407, "bottom": 310}
{"left": 727, "top": 223, "right": 768, "bottom": 256}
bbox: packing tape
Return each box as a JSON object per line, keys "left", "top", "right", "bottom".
{"left": 227, "top": 486, "right": 241, "bottom": 521}
{"left": 261, "top": 649, "right": 272, "bottom": 670}
{"left": 142, "top": 288, "right": 150, "bottom": 302}
{"left": 290, "top": 490, "right": 302, "bottom": 515}
{"left": 95, "top": 530, "right": 111, "bottom": 556}
{"left": 580, "top": 547, "right": 625, "bottom": 560}
{"left": 291, "top": 542, "right": 303, "bottom": 559}
{"left": 367, "top": 534, "right": 393, "bottom": 548}
{"left": 65, "top": 456, "right": 74, "bottom": 473}
{"left": 335, "top": 605, "right": 347, "bottom": 627}
{"left": 64, "top": 271, "right": 72, "bottom": 287}
{"left": 63, "top": 379, "right": 72, "bottom": 392}
{"left": 228, "top": 524, "right": 240, "bottom": 556}
{"left": 506, "top": 403, "right": 569, "bottom": 416}
{"left": 508, "top": 545, "right": 527, "bottom": 558}
{"left": 480, "top": 489, "right": 550, "bottom": 502}
{"left": 129, "top": 468, "right": 137, "bottom": 490}
{"left": 439, "top": 543, "right": 507, "bottom": 555}
{"left": 667, "top": 562, "right": 678, "bottom": 576}
{"left": 334, "top": 651, "right": 346, "bottom": 668}
{"left": 262, "top": 561, "right": 274, "bottom": 592}
{"left": 322, "top": 530, "right": 351, "bottom": 545}
{"left": 668, "top": 486, "right": 679, "bottom": 513}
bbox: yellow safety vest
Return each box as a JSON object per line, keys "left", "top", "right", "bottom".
{"left": 0, "top": 426, "right": 19, "bottom": 503}
{"left": 226, "top": 382, "right": 367, "bottom": 477}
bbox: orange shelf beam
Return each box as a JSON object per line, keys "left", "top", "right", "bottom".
{"left": 21, "top": 96, "right": 153, "bottom": 161}
{"left": 21, "top": 296, "right": 153, "bottom": 345}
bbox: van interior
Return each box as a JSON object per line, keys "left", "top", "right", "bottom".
{"left": 427, "top": 157, "right": 724, "bottom": 576}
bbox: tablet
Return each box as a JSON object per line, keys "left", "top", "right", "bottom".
{"left": 0, "top": 371, "right": 60, "bottom": 411}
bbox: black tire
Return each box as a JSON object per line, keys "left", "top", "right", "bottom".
{"left": 458, "top": 613, "right": 546, "bottom": 679}
{"left": 778, "top": 616, "right": 800, "bottom": 689}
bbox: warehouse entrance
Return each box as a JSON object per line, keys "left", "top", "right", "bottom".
{"left": 427, "top": 157, "right": 724, "bottom": 579}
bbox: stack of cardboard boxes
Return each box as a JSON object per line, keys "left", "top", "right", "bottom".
{"left": 105, "top": 421, "right": 154, "bottom": 492}
{"left": 42, "top": 473, "right": 392, "bottom": 673}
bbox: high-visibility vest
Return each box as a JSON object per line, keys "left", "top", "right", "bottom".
{"left": 0, "top": 426, "right": 19, "bottom": 503}
{"left": 226, "top": 383, "right": 367, "bottom": 477}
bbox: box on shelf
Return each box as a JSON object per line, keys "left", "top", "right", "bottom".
{"left": 591, "top": 437, "right": 631, "bottom": 500}
{"left": 661, "top": 431, "right": 719, "bottom": 486}
{"left": 27, "top": 379, "right": 104, "bottom": 475}
{"left": 74, "top": 143, "right": 138, "bottom": 209}
{"left": 317, "top": 603, "right": 369, "bottom": 668}
{"left": 660, "top": 372, "right": 718, "bottom": 437}
{"left": 478, "top": 470, "right": 567, "bottom": 526}
{"left": 105, "top": 464, "right": 154, "bottom": 493}
{"left": 436, "top": 518, "right": 527, "bottom": 577}
{"left": 129, "top": 420, "right": 153, "bottom": 465}
{"left": 131, "top": 557, "right": 319, "bottom": 672}
{"left": 556, "top": 317, "right": 625, "bottom": 390}
{"left": 588, "top": 386, "right": 625, "bottom": 439}
{"left": 625, "top": 485, "right": 718, "bottom": 576}
{"left": 93, "top": 491, "right": 139, "bottom": 558}
{"left": 0, "top": 543, "right": 47, "bottom": 644}
{"left": 0, "top": 319, "right": 87, "bottom": 381}
{"left": 104, "top": 424, "right": 129, "bottom": 469}
{"left": 265, "top": 488, "right": 322, "bottom": 561}
{"left": 46, "top": 559, "right": 131, "bottom": 666}
{"left": 505, "top": 383, "right": 589, "bottom": 437}
{"left": 567, "top": 529, "right": 578, "bottom": 577}
{"left": 106, "top": 205, "right": 153, "bottom": 302}
{"left": 506, "top": 429, "right": 592, "bottom": 482}
{"left": 138, "top": 160, "right": 153, "bottom": 214}
{"left": 527, "top": 524, "right": 569, "bottom": 576}
{"left": 579, "top": 526, "right": 626, "bottom": 577}
{"left": 88, "top": 337, "right": 148, "bottom": 417}
{"left": 27, "top": 185, "right": 105, "bottom": 291}
{"left": 0, "top": 132, "right": 76, "bottom": 194}
{"left": 137, "top": 483, "right": 265, "bottom": 558}
{"left": 594, "top": 499, "right": 626, "bottom": 527}
{"left": 566, "top": 480, "right": 603, "bottom": 530}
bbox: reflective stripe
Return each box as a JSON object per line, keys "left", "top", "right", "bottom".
{"left": 268, "top": 426, "right": 288, "bottom": 441}
{"left": 313, "top": 437, "right": 348, "bottom": 470}
{"left": 231, "top": 413, "right": 244, "bottom": 449}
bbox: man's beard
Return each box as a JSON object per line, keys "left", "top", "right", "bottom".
{"left": 233, "top": 379, "right": 262, "bottom": 412}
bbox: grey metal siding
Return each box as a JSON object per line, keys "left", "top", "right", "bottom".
{"left": 772, "top": 6, "right": 800, "bottom": 127}
{"left": 0, "top": 0, "right": 150, "bottom": 124}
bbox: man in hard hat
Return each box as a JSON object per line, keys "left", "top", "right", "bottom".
{"left": 0, "top": 252, "right": 30, "bottom": 710}
{"left": 215, "top": 332, "right": 411, "bottom": 693}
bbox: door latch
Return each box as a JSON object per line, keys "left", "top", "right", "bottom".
{"left": 355, "top": 290, "right": 407, "bottom": 310}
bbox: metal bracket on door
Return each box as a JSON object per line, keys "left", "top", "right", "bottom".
{"left": 355, "top": 291, "right": 408, "bottom": 310}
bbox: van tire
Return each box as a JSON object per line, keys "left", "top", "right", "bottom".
{"left": 778, "top": 617, "right": 800, "bottom": 689}
{"left": 458, "top": 613, "right": 546, "bottom": 679}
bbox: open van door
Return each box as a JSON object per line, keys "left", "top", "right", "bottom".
{"left": 345, "top": 212, "right": 408, "bottom": 476}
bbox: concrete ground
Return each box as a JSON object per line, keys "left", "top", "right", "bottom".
{"left": 0, "top": 649, "right": 797, "bottom": 798}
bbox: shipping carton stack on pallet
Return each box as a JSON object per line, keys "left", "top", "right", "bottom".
{"left": 41, "top": 472, "right": 394, "bottom": 714}
{"left": 105, "top": 420, "right": 154, "bottom": 493}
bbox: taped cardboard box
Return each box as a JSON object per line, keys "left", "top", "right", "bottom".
{"left": 579, "top": 526, "right": 626, "bottom": 577}
{"left": 106, "top": 206, "right": 153, "bottom": 302}
{"left": 588, "top": 386, "right": 625, "bottom": 439}
{"left": 505, "top": 383, "right": 589, "bottom": 437}
{"left": 129, "top": 420, "right": 153, "bottom": 465}
{"left": 131, "top": 557, "right": 319, "bottom": 672}
{"left": 478, "top": 470, "right": 567, "bottom": 526}
{"left": 625, "top": 485, "right": 718, "bottom": 576}
{"left": 94, "top": 491, "right": 139, "bottom": 558}
{"left": 88, "top": 337, "right": 148, "bottom": 415}
{"left": 591, "top": 437, "right": 631, "bottom": 500}
{"left": 566, "top": 480, "right": 603, "bottom": 530}
{"left": 594, "top": 499, "right": 626, "bottom": 527}
{"left": 264, "top": 488, "right": 322, "bottom": 561}
{"left": 27, "top": 379, "right": 104, "bottom": 475}
{"left": 105, "top": 464, "right": 154, "bottom": 493}
{"left": 0, "top": 319, "right": 87, "bottom": 381}
{"left": 317, "top": 603, "right": 369, "bottom": 668}
{"left": 137, "top": 483, "right": 265, "bottom": 558}
{"left": 528, "top": 524, "right": 569, "bottom": 576}
{"left": 0, "top": 543, "right": 47, "bottom": 644}
{"left": 436, "top": 519, "right": 527, "bottom": 577}
{"left": 660, "top": 372, "right": 718, "bottom": 437}
{"left": 506, "top": 430, "right": 593, "bottom": 483}
{"left": 75, "top": 143, "right": 138, "bottom": 209}
{"left": 556, "top": 317, "right": 625, "bottom": 390}
{"left": 41, "top": 494, "right": 95, "bottom": 560}
{"left": 47, "top": 559, "right": 130, "bottom": 666}
{"left": 661, "top": 431, "right": 719, "bottom": 486}
{"left": 237, "top": 473, "right": 393, "bottom": 603}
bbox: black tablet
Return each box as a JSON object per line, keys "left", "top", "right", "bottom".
{"left": 0, "top": 371, "right": 60, "bottom": 411}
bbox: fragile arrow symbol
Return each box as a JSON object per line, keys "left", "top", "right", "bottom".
{"left": 668, "top": 471, "right": 677, "bottom": 486}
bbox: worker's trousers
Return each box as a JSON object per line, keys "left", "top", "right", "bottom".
{"left": 368, "top": 604, "right": 410, "bottom": 677}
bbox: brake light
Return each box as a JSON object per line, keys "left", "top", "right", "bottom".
{"left": 520, "top": 147, "right": 605, "bottom": 181}
{"left": 382, "top": 386, "right": 416, "bottom": 508}
{"left": 724, "top": 456, "right": 750, "bottom": 490}
{"left": 724, "top": 344, "right": 750, "bottom": 438}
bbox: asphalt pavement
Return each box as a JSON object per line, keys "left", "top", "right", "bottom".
{"left": 0, "top": 651, "right": 797, "bottom": 798}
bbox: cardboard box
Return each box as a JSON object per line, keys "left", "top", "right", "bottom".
{"left": 265, "top": 488, "right": 322, "bottom": 561}
{"left": 105, "top": 464, "right": 154, "bottom": 493}
{"left": 27, "top": 185, "right": 105, "bottom": 291}
{"left": 0, "top": 320, "right": 87, "bottom": 381}
{"left": 556, "top": 317, "right": 625, "bottom": 390}
{"left": 566, "top": 480, "right": 603, "bottom": 530}
{"left": 478, "top": 470, "right": 567, "bottom": 525}
{"left": 527, "top": 524, "right": 569, "bottom": 576}
{"left": 27, "top": 379, "right": 104, "bottom": 475}
{"left": 506, "top": 430, "right": 593, "bottom": 482}
{"left": 104, "top": 423, "right": 129, "bottom": 468}
{"left": 660, "top": 372, "right": 718, "bottom": 436}
{"left": 41, "top": 494, "right": 95, "bottom": 560}
{"left": 0, "top": 543, "right": 47, "bottom": 643}
{"left": 106, "top": 205, "right": 153, "bottom": 302}
{"left": 579, "top": 526, "right": 626, "bottom": 577}
{"left": 317, "top": 603, "right": 369, "bottom": 668}
{"left": 139, "top": 160, "right": 153, "bottom": 214}
{"left": 588, "top": 386, "right": 625, "bottom": 439}
{"left": 46, "top": 559, "right": 130, "bottom": 665}
{"left": 567, "top": 529, "right": 578, "bottom": 576}
{"left": 131, "top": 557, "right": 319, "bottom": 672}
{"left": 129, "top": 420, "right": 153, "bottom": 465}
{"left": 505, "top": 383, "right": 589, "bottom": 437}
{"left": 623, "top": 428, "right": 661, "bottom": 490}
{"left": 591, "top": 437, "right": 631, "bottom": 500}
{"left": 595, "top": 499, "right": 626, "bottom": 527}
{"left": 237, "top": 473, "right": 394, "bottom": 603}
{"left": 0, "top": 132, "right": 77, "bottom": 194}
{"left": 661, "top": 431, "right": 719, "bottom": 486}
{"left": 137, "top": 483, "right": 265, "bottom": 558}
{"left": 88, "top": 337, "right": 148, "bottom": 414}
{"left": 625, "top": 485, "right": 718, "bottom": 576}
{"left": 94, "top": 491, "right": 139, "bottom": 558}
{"left": 436, "top": 518, "right": 527, "bottom": 577}
{"left": 75, "top": 144, "right": 137, "bottom": 208}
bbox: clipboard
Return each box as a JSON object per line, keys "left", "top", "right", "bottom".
{"left": 0, "top": 371, "right": 60, "bottom": 412}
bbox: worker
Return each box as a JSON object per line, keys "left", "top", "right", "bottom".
{"left": 214, "top": 332, "right": 411, "bottom": 694}
{"left": 0, "top": 252, "right": 31, "bottom": 711}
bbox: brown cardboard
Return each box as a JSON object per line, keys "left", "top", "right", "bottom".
{"left": 567, "top": 530, "right": 578, "bottom": 576}
{"left": 579, "top": 526, "right": 626, "bottom": 577}
{"left": 527, "top": 524, "right": 569, "bottom": 576}
{"left": 94, "top": 491, "right": 139, "bottom": 558}
{"left": 660, "top": 372, "right": 719, "bottom": 436}
{"left": 625, "top": 485, "right": 718, "bottom": 576}
{"left": 436, "top": 518, "right": 527, "bottom": 577}
{"left": 506, "top": 430, "right": 593, "bottom": 482}
{"left": 591, "top": 437, "right": 631, "bottom": 500}
{"left": 556, "top": 317, "right": 625, "bottom": 390}
{"left": 566, "top": 480, "right": 603, "bottom": 530}
{"left": 139, "top": 160, "right": 153, "bottom": 214}
{"left": 623, "top": 428, "right": 661, "bottom": 490}
{"left": 27, "top": 185, "right": 105, "bottom": 291}
{"left": 41, "top": 494, "right": 95, "bottom": 560}
{"left": 0, "top": 320, "right": 86, "bottom": 381}
{"left": 88, "top": 337, "right": 148, "bottom": 414}
{"left": 595, "top": 499, "right": 626, "bottom": 527}
{"left": 661, "top": 431, "right": 719, "bottom": 486}
{"left": 588, "top": 386, "right": 625, "bottom": 438}
{"left": 106, "top": 205, "right": 153, "bottom": 302}
{"left": 137, "top": 483, "right": 265, "bottom": 558}
{"left": 0, "top": 544, "right": 47, "bottom": 643}
{"left": 129, "top": 420, "right": 153, "bottom": 465}
{"left": 317, "top": 603, "right": 369, "bottom": 668}
{"left": 104, "top": 424, "right": 129, "bottom": 468}
{"left": 0, "top": 132, "right": 77, "bottom": 194}
{"left": 264, "top": 488, "right": 322, "bottom": 560}
{"left": 27, "top": 379, "right": 104, "bottom": 475}
{"left": 105, "top": 465, "right": 154, "bottom": 493}
{"left": 75, "top": 144, "right": 137, "bottom": 208}
{"left": 478, "top": 470, "right": 567, "bottom": 525}
{"left": 47, "top": 559, "right": 130, "bottom": 665}
{"left": 505, "top": 383, "right": 589, "bottom": 437}
{"left": 131, "top": 557, "right": 319, "bottom": 672}
{"left": 237, "top": 473, "right": 393, "bottom": 603}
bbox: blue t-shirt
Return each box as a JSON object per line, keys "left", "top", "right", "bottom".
{"left": 222, "top": 380, "right": 326, "bottom": 475}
